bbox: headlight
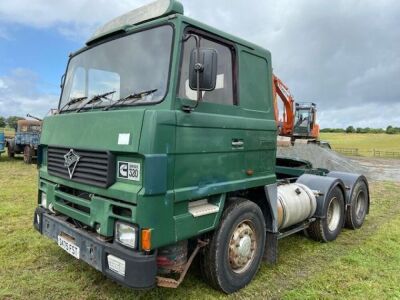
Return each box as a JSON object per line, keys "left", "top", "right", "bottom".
{"left": 115, "top": 222, "right": 138, "bottom": 249}
{"left": 41, "top": 192, "right": 47, "bottom": 208}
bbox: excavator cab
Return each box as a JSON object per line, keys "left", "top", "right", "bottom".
{"left": 293, "top": 102, "right": 319, "bottom": 139}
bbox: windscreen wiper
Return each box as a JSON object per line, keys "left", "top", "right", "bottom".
{"left": 59, "top": 96, "right": 87, "bottom": 112}
{"left": 76, "top": 91, "right": 116, "bottom": 112}
{"left": 103, "top": 89, "right": 157, "bottom": 111}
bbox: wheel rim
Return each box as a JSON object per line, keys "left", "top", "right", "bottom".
{"left": 228, "top": 220, "right": 257, "bottom": 274}
{"left": 327, "top": 197, "right": 341, "bottom": 232}
{"left": 354, "top": 190, "right": 366, "bottom": 219}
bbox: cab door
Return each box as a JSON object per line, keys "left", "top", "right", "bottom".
{"left": 173, "top": 30, "right": 246, "bottom": 201}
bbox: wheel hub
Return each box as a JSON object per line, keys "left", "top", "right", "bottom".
{"left": 229, "top": 221, "right": 256, "bottom": 273}
{"left": 238, "top": 235, "right": 251, "bottom": 257}
{"left": 355, "top": 191, "right": 365, "bottom": 218}
{"left": 327, "top": 197, "right": 341, "bottom": 232}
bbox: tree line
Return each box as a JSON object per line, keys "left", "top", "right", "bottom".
{"left": 321, "top": 125, "right": 400, "bottom": 134}
{"left": 0, "top": 116, "right": 26, "bottom": 130}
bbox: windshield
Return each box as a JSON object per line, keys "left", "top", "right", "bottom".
{"left": 60, "top": 25, "right": 173, "bottom": 111}
{"left": 295, "top": 109, "right": 311, "bottom": 127}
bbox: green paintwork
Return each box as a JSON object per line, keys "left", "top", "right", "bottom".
{"left": 37, "top": 1, "right": 279, "bottom": 250}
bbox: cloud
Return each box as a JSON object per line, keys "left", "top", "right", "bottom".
{"left": 319, "top": 102, "right": 400, "bottom": 129}
{"left": 0, "top": 26, "right": 10, "bottom": 40}
{"left": 183, "top": 0, "right": 400, "bottom": 127}
{"left": 0, "top": 79, "right": 7, "bottom": 89}
{"left": 0, "top": 0, "right": 399, "bottom": 127}
{"left": 0, "top": 69, "right": 59, "bottom": 118}
{"left": 0, "top": 0, "right": 143, "bottom": 40}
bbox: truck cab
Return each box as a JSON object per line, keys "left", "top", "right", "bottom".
{"left": 33, "top": 0, "right": 369, "bottom": 293}
{"left": 7, "top": 119, "right": 42, "bottom": 163}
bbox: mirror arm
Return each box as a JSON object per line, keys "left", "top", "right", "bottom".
{"left": 60, "top": 73, "right": 66, "bottom": 89}
{"left": 182, "top": 33, "right": 202, "bottom": 113}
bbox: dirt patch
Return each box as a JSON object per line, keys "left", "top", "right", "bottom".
{"left": 277, "top": 144, "right": 400, "bottom": 182}
{"left": 348, "top": 157, "right": 400, "bottom": 182}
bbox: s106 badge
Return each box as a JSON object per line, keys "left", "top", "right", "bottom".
{"left": 118, "top": 161, "right": 140, "bottom": 181}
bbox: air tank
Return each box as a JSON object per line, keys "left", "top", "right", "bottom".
{"left": 277, "top": 183, "right": 317, "bottom": 229}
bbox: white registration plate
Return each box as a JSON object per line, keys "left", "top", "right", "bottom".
{"left": 58, "top": 235, "right": 80, "bottom": 259}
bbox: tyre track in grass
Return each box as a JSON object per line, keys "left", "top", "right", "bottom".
{"left": 234, "top": 181, "right": 400, "bottom": 299}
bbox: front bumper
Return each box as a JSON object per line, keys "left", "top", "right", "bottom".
{"left": 33, "top": 207, "right": 157, "bottom": 289}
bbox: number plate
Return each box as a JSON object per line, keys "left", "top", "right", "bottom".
{"left": 58, "top": 235, "right": 80, "bottom": 259}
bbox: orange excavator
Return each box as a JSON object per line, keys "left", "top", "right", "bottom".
{"left": 272, "top": 74, "right": 320, "bottom": 142}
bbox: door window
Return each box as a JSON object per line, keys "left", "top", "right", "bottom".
{"left": 178, "top": 34, "right": 234, "bottom": 105}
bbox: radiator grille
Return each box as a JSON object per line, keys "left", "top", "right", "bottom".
{"left": 47, "top": 146, "right": 115, "bottom": 188}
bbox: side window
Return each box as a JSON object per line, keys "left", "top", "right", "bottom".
{"left": 239, "top": 51, "right": 270, "bottom": 112}
{"left": 178, "top": 34, "right": 234, "bottom": 105}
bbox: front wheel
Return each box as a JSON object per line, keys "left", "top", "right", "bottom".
{"left": 200, "top": 198, "right": 266, "bottom": 294}
{"left": 306, "top": 186, "right": 345, "bottom": 242}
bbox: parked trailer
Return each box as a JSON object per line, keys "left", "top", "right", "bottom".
{"left": 33, "top": 0, "right": 370, "bottom": 294}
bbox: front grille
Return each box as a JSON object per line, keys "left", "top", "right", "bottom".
{"left": 47, "top": 146, "right": 115, "bottom": 188}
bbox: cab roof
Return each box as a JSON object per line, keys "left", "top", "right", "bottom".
{"left": 85, "top": 0, "right": 271, "bottom": 59}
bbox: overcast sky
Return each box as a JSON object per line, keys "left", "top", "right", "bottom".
{"left": 0, "top": 0, "right": 399, "bottom": 128}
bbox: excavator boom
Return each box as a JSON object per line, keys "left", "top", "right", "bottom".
{"left": 26, "top": 114, "right": 43, "bottom": 122}
{"left": 272, "top": 75, "right": 295, "bottom": 136}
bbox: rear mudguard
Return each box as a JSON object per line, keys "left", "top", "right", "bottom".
{"left": 296, "top": 174, "right": 346, "bottom": 219}
{"left": 326, "top": 171, "right": 370, "bottom": 213}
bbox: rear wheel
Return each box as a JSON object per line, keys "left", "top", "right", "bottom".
{"left": 23, "top": 145, "right": 33, "bottom": 164}
{"left": 306, "top": 186, "right": 345, "bottom": 242}
{"left": 345, "top": 181, "right": 368, "bottom": 229}
{"left": 200, "top": 198, "right": 266, "bottom": 294}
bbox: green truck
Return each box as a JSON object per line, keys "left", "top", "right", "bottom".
{"left": 33, "top": 0, "right": 370, "bottom": 293}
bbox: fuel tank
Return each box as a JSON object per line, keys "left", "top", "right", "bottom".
{"left": 277, "top": 183, "right": 317, "bottom": 229}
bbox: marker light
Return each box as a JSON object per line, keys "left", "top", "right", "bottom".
{"left": 141, "top": 229, "right": 152, "bottom": 251}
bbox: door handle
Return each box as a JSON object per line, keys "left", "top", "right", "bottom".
{"left": 232, "top": 139, "right": 244, "bottom": 147}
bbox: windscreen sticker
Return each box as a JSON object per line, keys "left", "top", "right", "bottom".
{"left": 118, "top": 161, "right": 140, "bottom": 181}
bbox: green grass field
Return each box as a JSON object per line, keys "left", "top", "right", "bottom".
{"left": 320, "top": 133, "right": 400, "bottom": 157}
{"left": 1, "top": 156, "right": 400, "bottom": 299}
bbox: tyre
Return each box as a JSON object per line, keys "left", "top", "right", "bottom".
{"left": 200, "top": 198, "right": 266, "bottom": 294}
{"left": 306, "top": 186, "right": 345, "bottom": 242}
{"left": 345, "top": 180, "right": 368, "bottom": 229}
{"left": 7, "top": 144, "right": 14, "bottom": 158}
{"left": 23, "top": 145, "right": 33, "bottom": 164}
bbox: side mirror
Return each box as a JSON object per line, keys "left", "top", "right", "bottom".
{"left": 189, "top": 48, "right": 218, "bottom": 91}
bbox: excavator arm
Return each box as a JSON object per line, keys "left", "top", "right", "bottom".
{"left": 272, "top": 75, "right": 295, "bottom": 136}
